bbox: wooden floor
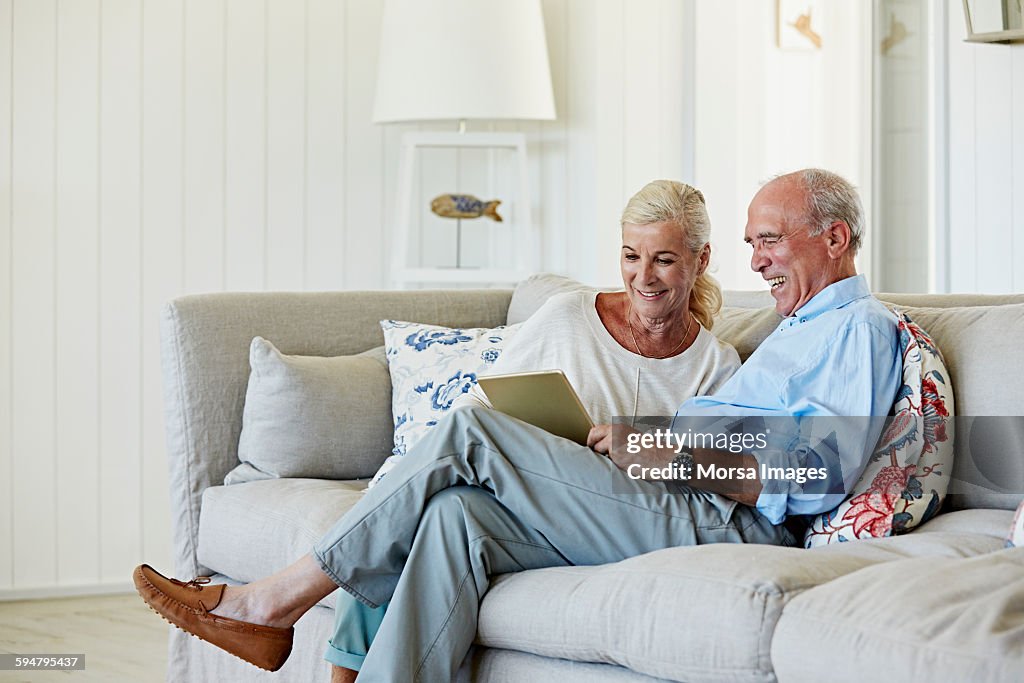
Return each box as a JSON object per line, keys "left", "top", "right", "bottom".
{"left": 0, "top": 593, "right": 167, "bottom": 682}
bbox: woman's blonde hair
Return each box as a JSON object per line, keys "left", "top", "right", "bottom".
{"left": 620, "top": 180, "right": 722, "bottom": 329}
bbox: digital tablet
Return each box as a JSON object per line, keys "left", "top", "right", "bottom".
{"left": 476, "top": 370, "right": 595, "bottom": 446}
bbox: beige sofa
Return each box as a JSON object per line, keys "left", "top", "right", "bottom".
{"left": 159, "top": 275, "right": 1024, "bottom": 682}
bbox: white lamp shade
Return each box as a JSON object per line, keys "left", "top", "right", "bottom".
{"left": 373, "top": 0, "right": 556, "bottom": 123}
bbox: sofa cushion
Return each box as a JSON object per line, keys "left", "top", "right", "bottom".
{"left": 912, "top": 507, "right": 1016, "bottom": 538}
{"left": 462, "top": 648, "right": 670, "bottom": 683}
{"left": 506, "top": 273, "right": 608, "bottom": 324}
{"left": 198, "top": 478, "right": 366, "bottom": 596}
{"left": 371, "top": 320, "right": 520, "bottom": 486}
{"left": 708, "top": 306, "right": 781, "bottom": 362}
{"left": 226, "top": 338, "right": 394, "bottom": 485}
{"left": 895, "top": 304, "right": 1024, "bottom": 511}
{"left": 808, "top": 529, "right": 1008, "bottom": 564}
{"left": 476, "top": 544, "right": 878, "bottom": 683}
{"left": 771, "top": 547, "right": 1024, "bottom": 683}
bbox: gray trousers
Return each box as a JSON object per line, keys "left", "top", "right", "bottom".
{"left": 312, "top": 405, "right": 792, "bottom": 682}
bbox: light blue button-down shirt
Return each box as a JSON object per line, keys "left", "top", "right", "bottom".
{"left": 675, "top": 274, "right": 901, "bottom": 524}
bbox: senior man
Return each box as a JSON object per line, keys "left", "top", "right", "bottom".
{"left": 134, "top": 169, "right": 900, "bottom": 683}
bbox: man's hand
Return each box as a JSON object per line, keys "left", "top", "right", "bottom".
{"left": 587, "top": 424, "right": 674, "bottom": 474}
{"left": 588, "top": 424, "right": 763, "bottom": 506}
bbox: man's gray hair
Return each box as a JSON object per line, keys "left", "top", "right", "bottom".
{"left": 791, "top": 168, "right": 864, "bottom": 254}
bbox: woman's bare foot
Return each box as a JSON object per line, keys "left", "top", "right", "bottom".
{"left": 331, "top": 664, "right": 358, "bottom": 683}
{"left": 207, "top": 554, "right": 339, "bottom": 629}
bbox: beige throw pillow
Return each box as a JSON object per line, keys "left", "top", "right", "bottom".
{"left": 225, "top": 337, "right": 394, "bottom": 484}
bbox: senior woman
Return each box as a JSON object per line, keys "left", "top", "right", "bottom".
{"left": 134, "top": 181, "right": 767, "bottom": 682}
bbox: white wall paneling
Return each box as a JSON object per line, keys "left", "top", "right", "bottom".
{"left": 874, "top": 0, "right": 933, "bottom": 293}
{"left": 1, "top": 0, "right": 696, "bottom": 597}
{"left": 306, "top": 0, "right": 346, "bottom": 291}
{"left": 929, "top": 0, "right": 949, "bottom": 292}
{"left": 540, "top": 0, "right": 569, "bottom": 279}
{"left": 56, "top": 0, "right": 101, "bottom": 589}
{"left": 562, "top": 0, "right": 598, "bottom": 285}
{"left": 692, "top": 0, "right": 873, "bottom": 292}
{"left": 342, "top": 0, "right": 386, "bottom": 289}
{"left": 183, "top": 0, "right": 225, "bottom": 295}
{"left": 1015, "top": 44, "right": 1024, "bottom": 294}
{"left": 265, "top": 0, "right": 306, "bottom": 291}
{"left": 11, "top": 0, "right": 58, "bottom": 589}
{"left": 141, "top": 0, "right": 185, "bottom": 578}
{"left": 945, "top": 1, "right": 1024, "bottom": 293}
{"left": 0, "top": 0, "right": 15, "bottom": 592}
{"left": 224, "top": 0, "right": 266, "bottom": 291}
{"left": 98, "top": 0, "right": 143, "bottom": 585}
{"left": 593, "top": 0, "right": 627, "bottom": 287}
{"left": 946, "top": 2, "right": 977, "bottom": 291}
{"left": 972, "top": 46, "right": 1014, "bottom": 293}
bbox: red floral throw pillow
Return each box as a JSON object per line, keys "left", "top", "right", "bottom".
{"left": 804, "top": 310, "right": 954, "bottom": 547}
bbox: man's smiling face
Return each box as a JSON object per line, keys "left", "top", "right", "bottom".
{"left": 744, "top": 179, "right": 837, "bottom": 317}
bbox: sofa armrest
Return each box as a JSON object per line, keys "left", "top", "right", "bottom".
{"left": 160, "top": 288, "right": 511, "bottom": 578}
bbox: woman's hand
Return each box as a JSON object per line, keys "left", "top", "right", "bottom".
{"left": 587, "top": 424, "right": 674, "bottom": 474}
{"left": 586, "top": 423, "right": 616, "bottom": 456}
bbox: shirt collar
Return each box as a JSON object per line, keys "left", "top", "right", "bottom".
{"left": 791, "top": 274, "right": 871, "bottom": 321}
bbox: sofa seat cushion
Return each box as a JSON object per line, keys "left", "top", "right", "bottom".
{"left": 771, "top": 547, "right": 1024, "bottom": 683}
{"left": 912, "top": 507, "right": 1015, "bottom": 538}
{"left": 476, "top": 544, "right": 880, "bottom": 683}
{"left": 804, "top": 509, "right": 1012, "bottom": 563}
{"left": 198, "top": 478, "right": 366, "bottom": 587}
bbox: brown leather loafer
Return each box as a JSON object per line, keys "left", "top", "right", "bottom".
{"left": 133, "top": 564, "right": 293, "bottom": 672}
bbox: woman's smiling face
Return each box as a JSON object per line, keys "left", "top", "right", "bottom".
{"left": 620, "top": 221, "right": 707, "bottom": 324}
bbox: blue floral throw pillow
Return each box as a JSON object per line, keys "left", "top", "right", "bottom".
{"left": 371, "top": 320, "right": 520, "bottom": 486}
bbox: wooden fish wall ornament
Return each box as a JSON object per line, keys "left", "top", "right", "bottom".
{"left": 430, "top": 194, "right": 503, "bottom": 222}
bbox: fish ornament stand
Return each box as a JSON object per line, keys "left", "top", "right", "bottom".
{"left": 429, "top": 194, "right": 503, "bottom": 269}
{"left": 390, "top": 131, "right": 537, "bottom": 287}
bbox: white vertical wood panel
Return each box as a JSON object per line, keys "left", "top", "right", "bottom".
{"left": 265, "top": 0, "right": 306, "bottom": 290}
{"left": 1013, "top": 46, "right": 1024, "bottom": 292}
{"left": 562, "top": 0, "right": 597, "bottom": 285}
{"left": 224, "top": 0, "right": 266, "bottom": 291}
{"left": 481, "top": 123, "right": 513, "bottom": 270}
{"left": 11, "top": 0, "right": 57, "bottom": 588}
{"left": 305, "top": 0, "right": 345, "bottom": 290}
{"left": 55, "top": 0, "right": 100, "bottom": 586}
{"left": 540, "top": 0, "right": 568, "bottom": 276}
{"left": 0, "top": 0, "right": 14, "bottom": 590}
{"left": 380, "top": 123, "right": 409, "bottom": 286}
{"left": 521, "top": 117, "right": 550, "bottom": 272}
{"left": 141, "top": 0, "right": 184, "bottom": 571}
{"left": 945, "top": 0, "right": 976, "bottom": 292}
{"left": 183, "top": 0, "right": 225, "bottom": 294}
{"left": 659, "top": 0, "right": 685, "bottom": 182}
{"left": 623, "top": 0, "right": 661, "bottom": 196}
{"left": 593, "top": 0, "right": 625, "bottom": 286}
{"left": 973, "top": 48, "right": 1013, "bottom": 293}
{"left": 98, "top": 0, "right": 142, "bottom": 582}
{"left": 343, "top": 0, "right": 386, "bottom": 289}
{"left": 694, "top": 0, "right": 743, "bottom": 289}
